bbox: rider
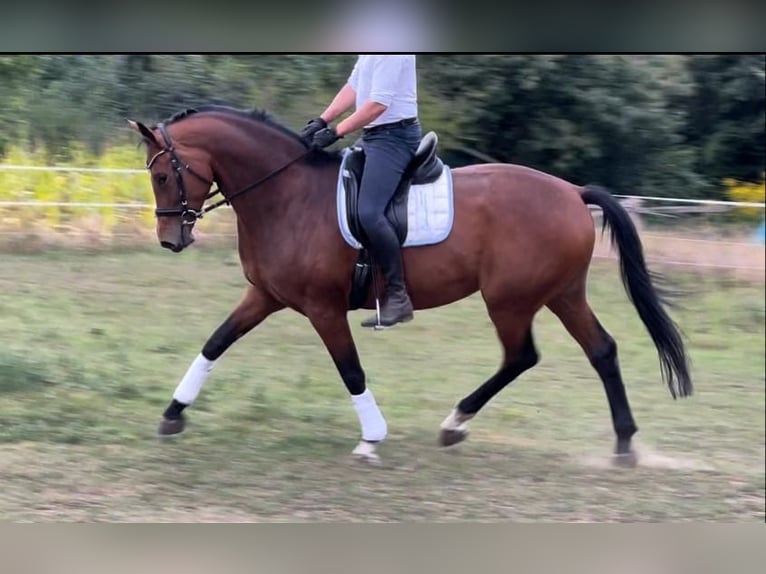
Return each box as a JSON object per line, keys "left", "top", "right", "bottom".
{"left": 300, "top": 54, "right": 421, "bottom": 328}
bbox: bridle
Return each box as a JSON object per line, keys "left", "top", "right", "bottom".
{"left": 148, "top": 122, "right": 311, "bottom": 226}
{"left": 148, "top": 123, "right": 217, "bottom": 225}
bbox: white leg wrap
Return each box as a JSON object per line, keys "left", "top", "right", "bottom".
{"left": 173, "top": 353, "right": 218, "bottom": 405}
{"left": 351, "top": 388, "right": 387, "bottom": 442}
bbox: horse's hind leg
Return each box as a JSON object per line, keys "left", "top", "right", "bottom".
{"left": 547, "top": 280, "right": 638, "bottom": 466}
{"left": 439, "top": 308, "right": 539, "bottom": 446}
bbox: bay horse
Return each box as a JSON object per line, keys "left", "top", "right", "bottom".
{"left": 128, "top": 105, "right": 692, "bottom": 465}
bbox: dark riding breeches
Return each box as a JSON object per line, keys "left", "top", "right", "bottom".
{"left": 356, "top": 121, "right": 421, "bottom": 292}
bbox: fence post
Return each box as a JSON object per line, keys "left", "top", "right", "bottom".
{"left": 755, "top": 219, "right": 765, "bottom": 244}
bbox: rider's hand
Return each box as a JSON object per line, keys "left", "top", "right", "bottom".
{"left": 311, "top": 126, "right": 341, "bottom": 149}
{"left": 299, "top": 117, "right": 327, "bottom": 143}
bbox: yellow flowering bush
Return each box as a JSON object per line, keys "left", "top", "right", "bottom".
{"left": 0, "top": 143, "right": 239, "bottom": 248}
{"left": 724, "top": 174, "right": 766, "bottom": 220}
{"left": 0, "top": 144, "right": 154, "bottom": 235}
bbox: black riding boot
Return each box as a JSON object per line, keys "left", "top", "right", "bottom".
{"left": 361, "top": 236, "right": 414, "bottom": 329}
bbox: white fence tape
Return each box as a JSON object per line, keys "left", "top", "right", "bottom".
{"left": 614, "top": 194, "right": 765, "bottom": 208}
{"left": 0, "top": 201, "right": 151, "bottom": 208}
{"left": 0, "top": 198, "right": 762, "bottom": 210}
{"left": 0, "top": 164, "right": 766, "bottom": 215}
{"left": 0, "top": 164, "right": 144, "bottom": 174}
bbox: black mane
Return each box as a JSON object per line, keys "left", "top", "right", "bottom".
{"left": 158, "top": 104, "right": 342, "bottom": 165}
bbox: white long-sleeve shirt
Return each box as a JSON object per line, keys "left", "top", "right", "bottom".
{"left": 347, "top": 55, "right": 418, "bottom": 127}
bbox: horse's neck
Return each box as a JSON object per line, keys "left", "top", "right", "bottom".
{"left": 213, "top": 133, "right": 301, "bottom": 209}
{"left": 214, "top": 138, "right": 339, "bottom": 248}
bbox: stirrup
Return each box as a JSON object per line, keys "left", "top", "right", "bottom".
{"left": 361, "top": 294, "right": 414, "bottom": 330}
{"left": 360, "top": 297, "right": 384, "bottom": 329}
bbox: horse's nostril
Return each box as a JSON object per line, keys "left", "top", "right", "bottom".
{"left": 160, "top": 241, "right": 182, "bottom": 252}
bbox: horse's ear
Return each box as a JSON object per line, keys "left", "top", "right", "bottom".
{"left": 127, "top": 119, "right": 159, "bottom": 147}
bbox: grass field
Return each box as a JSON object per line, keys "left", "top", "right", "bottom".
{"left": 0, "top": 245, "right": 763, "bottom": 522}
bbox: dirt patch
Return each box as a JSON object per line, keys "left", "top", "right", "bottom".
{"left": 2, "top": 209, "right": 763, "bottom": 282}
{"left": 575, "top": 446, "right": 716, "bottom": 472}
{"left": 593, "top": 228, "right": 765, "bottom": 281}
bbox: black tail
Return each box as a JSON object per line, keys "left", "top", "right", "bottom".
{"left": 581, "top": 184, "right": 693, "bottom": 399}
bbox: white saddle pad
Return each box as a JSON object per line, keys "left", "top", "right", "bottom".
{"left": 335, "top": 149, "right": 455, "bottom": 249}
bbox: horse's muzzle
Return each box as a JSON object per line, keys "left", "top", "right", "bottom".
{"left": 160, "top": 224, "right": 195, "bottom": 253}
{"left": 161, "top": 241, "right": 184, "bottom": 252}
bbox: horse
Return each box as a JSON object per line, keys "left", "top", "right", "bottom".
{"left": 127, "top": 104, "right": 692, "bottom": 465}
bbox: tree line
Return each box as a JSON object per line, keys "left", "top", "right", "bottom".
{"left": 0, "top": 54, "right": 763, "bottom": 199}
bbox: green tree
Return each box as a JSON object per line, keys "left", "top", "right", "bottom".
{"left": 680, "top": 54, "right": 765, "bottom": 185}
{"left": 0, "top": 54, "right": 761, "bottom": 204}
{"left": 0, "top": 55, "right": 36, "bottom": 154}
{"left": 421, "top": 54, "right": 706, "bottom": 197}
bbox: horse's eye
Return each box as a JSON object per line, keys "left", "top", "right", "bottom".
{"left": 155, "top": 173, "right": 168, "bottom": 186}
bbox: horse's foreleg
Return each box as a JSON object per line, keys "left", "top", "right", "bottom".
{"left": 308, "top": 308, "right": 386, "bottom": 463}
{"left": 157, "top": 285, "right": 282, "bottom": 436}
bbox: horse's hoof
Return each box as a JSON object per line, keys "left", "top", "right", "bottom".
{"left": 613, "top": 450, "right": 638, "bottom": 468}
{"left": 351, "top": 440, "right": 381, "bottom": 464}
{"left": 439, "top": 428, "right": 469, "bottom": 447}
{"left": 613, "top": 438, "right": 637, "bottom": 467}
{"left": 158, "top": 415, "right": 185, "bottom": 436}
{"left": 439, "top": 409, "right": 472, "bottom": 447}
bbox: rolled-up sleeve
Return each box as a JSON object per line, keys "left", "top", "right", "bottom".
{"left": 347, "top": 59, "right": 360, "bottom": 90}
{"left": 368, "top": 56, "right": 405, "bottom": 107}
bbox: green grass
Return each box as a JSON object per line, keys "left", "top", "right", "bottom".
{"left": 0, "top": 246, "right": 763, "bottom": 521}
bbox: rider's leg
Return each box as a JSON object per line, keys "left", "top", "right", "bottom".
{"left": 357, "top": 123, "right": 420, "bottom": 327}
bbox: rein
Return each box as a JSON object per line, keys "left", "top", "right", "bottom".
{"left": 150, "top": 121, "right": 311, "bottom": 225}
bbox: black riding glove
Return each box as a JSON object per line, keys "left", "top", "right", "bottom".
{"left": 299, "top": 117, "right": 327, "bottom": 142}
{"left": 311, "top": 126, "right": 341, "bottom": 149}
